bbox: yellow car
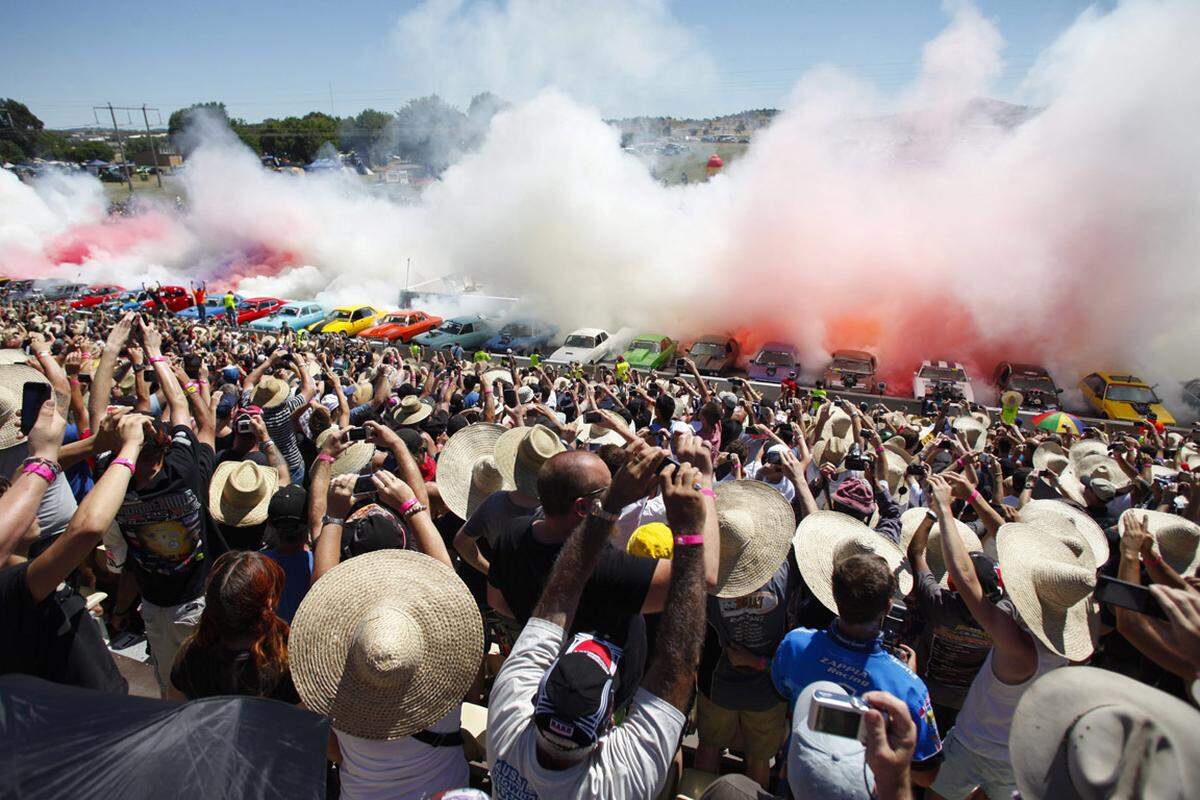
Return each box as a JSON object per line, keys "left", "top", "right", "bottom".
{"left": 307, "top": 305, "right": 384, "bottom": 336}
{"left": 1079, "top": 372, "right": 1176, "bottom": 425}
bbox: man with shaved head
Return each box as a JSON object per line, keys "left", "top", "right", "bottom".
{"left": 488, "top": 436, "right": 720, "bottom": 712}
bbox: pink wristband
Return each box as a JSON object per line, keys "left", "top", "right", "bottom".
{"left": 21, "top": 462, "right": 56, "bottom": 483}
{"left": 149, "top": 356, "right": 166, "bottom": 364}
{"left": 674, "top": 534, "right": 704, "bottom": 547}
{"left": 968, "top": 488, "right": 981, "bottom": 504}
{"left": 111, "top": 457, "right": 136, "bottom": 474}
{"left": 398, "top": 497, "right": 419, "bottom": 515}
{"left": 317, "top": 453, "right": 335, "bottom": 464}
{"left": 700, "top": 488, "right": 716, "bottom": 499}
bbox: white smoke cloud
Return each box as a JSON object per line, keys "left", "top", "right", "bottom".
{"left": 391, "top": 0, "right": 717, "bottom": 115}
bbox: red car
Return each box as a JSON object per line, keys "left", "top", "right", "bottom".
{"left": 359, "top": 310, "right": 443, "bottom": 343}
{"left": 70, "top": 284, "right": 124, "bottom": 309}
{"left": 234, "top": 297, "right": 287, "bottom": 325}
{"left": 134, "top": 285, "right": 194, "bottom": 313}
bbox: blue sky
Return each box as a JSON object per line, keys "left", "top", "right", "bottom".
{"left": 2, "top": 0, "right": 1102, "bottom": 128}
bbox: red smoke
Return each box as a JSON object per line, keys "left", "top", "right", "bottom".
{"left": 45, "top": 210, "right": 176, "bottom": 265}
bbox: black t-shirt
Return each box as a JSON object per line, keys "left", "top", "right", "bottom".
{"left": 170, "top": 641, "right": 300, "bottom": 703}
{"left": 0, "top": 562, "right": 127, "bottom": 694}
{"left": 115, "top": 425, "right": 227, "bottom": 606}
{"left": 488, "top": 520, "right": 655, "bottom": 709}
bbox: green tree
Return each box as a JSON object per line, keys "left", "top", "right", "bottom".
{"left": 1, "top": 98, "right": 45, "bottom": 160}
{"left": 338, "top": 108, "right": 393, "bottom": 164}
{"left": 167, "top": 101, "right": 228, "bottom": 137}
{"left": 66, "top": 140, "right": 115, "bottom": 162}
{"left": 393, "top": 95, "right": 467, "bottom": 173}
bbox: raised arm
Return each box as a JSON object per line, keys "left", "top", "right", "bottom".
{"left": 90, "top": 313, "right": 134, "bottom": 426}
{"left": 372, "top": 470, "right": 450, "bottom": 568}
{"left": 140, "top": 319, "right": 190, "bottom": 428}
{"left": 0, "top": 399, "right": 63, "bottom": 564}
{"left": 313, "top": 474, "right": 354, "bottom": 581}
{"left": 641, "top": 463, "right": 709, "bottom": 712}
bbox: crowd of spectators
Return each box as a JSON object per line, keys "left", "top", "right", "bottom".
{"left": 3, "top": 296, "right": 1200, "bottom": 800}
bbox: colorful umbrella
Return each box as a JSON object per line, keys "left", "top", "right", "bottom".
{"left": 1031, "top": 410, "right": 1085, "bottom": 434}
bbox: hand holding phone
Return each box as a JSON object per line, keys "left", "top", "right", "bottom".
{"left": 1094, "top": 575, "right": 1167, "bottom": 620}
{"left": 345, "top": 427, "right": 369, "bottom": 442}
{"left": 20, "top": 382, "right": 51, "bottom": 435}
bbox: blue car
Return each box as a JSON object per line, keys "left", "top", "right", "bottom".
{"left": 484, "top": 320, "right": 559, "bottom": 355}
{"left": 249, "top": 301, "right": 327, "bottom": 332}
{"left": 412, "top": 315, "right": 496, "bottom": 351}
{"left": 747, "top": 342, "right": 800, "bottom": 383}
{"left": 115, "top": 290, "right": 152, "bottom": 313}
{"left": 177, "top": 293, "right": 244, "bottom": 320}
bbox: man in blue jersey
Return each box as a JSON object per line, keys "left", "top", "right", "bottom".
{"left": 772, "top": 552, "right": 943, "bottom": 787}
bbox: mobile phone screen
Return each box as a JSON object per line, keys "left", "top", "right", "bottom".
{"left": 20, "top": 382, "right": 51, "bottom": 434}
{"left": 1094, "top": 575, "right": 1167, "bottom": 620}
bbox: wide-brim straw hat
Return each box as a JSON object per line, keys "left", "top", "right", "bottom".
{"left": 290, "top": 549, "right": 483, "bottom": 740}
{"left": 899, "top": 507, "right": 983, "bottom": 586}
{"left": 315, "top": 429, "right": 375, "bottom": 476}
{"left": 996, "top": 521, "right": 1098, "bottom": 660}
{"left": 882, "top": 435, "right": 914, "bottom": 464}
{"left": 713, "top": 480, "right": 796, "bottom": 598}
{"left": 494, "top": 424, "right": 565, "bottom": 498}
{"left": 0, "top": 363, "right": 51, "bottom": 450}
{"left": 1073, "top": 452, "right": 1132, "bottom": 490}
{"left": 1019, "top": 499, "right": 1110, "bottom": 568}
{"left": 1118, "top": 509, "right": 1200, "bottom": 576}
{"left": 351, "top": 381, "right": 373, "bottom": 406}
{"left": 481, "top": 368, "right": 513, "bottom": 388}
{"left": 0, "top": 349, "right": 30, "bottom": 366}
{"left": 812, "top": 436, "right": 850, "bottom": 469}
{"left": 251, "top": 375, "right": 291, "bottom": 409}
{"left": 819, "top": 407, "right": 854, "bottom": 442}
{"left": 881, "top": 449, "right": 908, "bottom": 494}
{"left": 392, "top": 395, "right": 432, "bottom": 426}
{"left": 435, "top": 422, "right": 509, "bottom": 521}
{"left": 575, "top": 423, "right": 625, "bottom": 448}
{"left": 1011, "top": 666, "right": 1200, "bottom": 800}
{"left": 208, "top": 460, "right": 279, "bottom": 526}
{"left": 1032, "top": 442, "right": 1070, "bottom": 475}
{"left": 794, "top": 511, "right": 910, "bottom": 614}
{"left": 952, "top": 415, "right": 988, "bottom": 452}
{"left": 1068, "top": 440, "right": 1108, "bottom": 466}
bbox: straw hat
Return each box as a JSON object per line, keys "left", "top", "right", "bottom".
{"left": 1074, "top": 452, "right": 1132, "bottom": 490}
{"left": 952, "top": 416, "right": 988, "bottom": 452}
{"left": 811, "top": 436, "right": 850, "bottom": 469}
{"left": 351, "top": 381, "right": 373, "bottom": 406}
{"left": 208, "top": 460, "right": 279, "bottom": 526}
{"left": 880, "top": 448, "right": 908, "bottom": 494}
{"left": 793, "top": 511, "right": 910, "bottom": 614}
{"left": 481, "top": 368, "right": 513, "bottom": 387}
{"left": 899, "top": 507, "right": 984, "bottom": 586}
{"left": 1068, "top": 440, "right": 1107, "bottom": 465}
{"left": 820, "top": 407, "right": 854, "bottom": 442}
{"left": 315, "top": 429, "right": 375, "bottom": 476}
{"left": 575, "top": 423, "right": 625, "bottom": 448}
{"left": 996, "top": 521, "right": 1098, "bottom": 660}
{"left": 435, "top": 422, "right": 509, "bottom": 521}
{"left": 0, "top": 363, "right": 51, "bottom": 450}
{"left": 494, "top": 424, "right": 565, "bottom": 498}
{"left": 392, "top": 395, "right": 431, "bottom": 426}
{"left": 713, "top": 480, "right": 796, "bottom": 598}
{"left": 290, "top": 549, "right": 483, "bottom": 740}
{"left": 882, "top": 435, "right": 914, "bottom": 464}
{"left": 0, "top": 349, "right": 30, "bottom": 366}
{"left": 251, "top": 375, "right": 291, "bottom": 409}
{"left": 1117, "top": 509, "right": 1200, "bottom": 576}
{"left": 1011, "top": 666, "right": 1200, "bottom": 800}
{"left": 1000, "top": 390, "right": 1023, "bottom": 411}
{"left": 1020, "top": 499, "right": 1110, "bottom": 568}
{"left": 1031, "top": 442, "right": 1070, "bottom": 475}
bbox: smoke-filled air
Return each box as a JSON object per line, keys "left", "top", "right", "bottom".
{"left": 3, "top": 0, "right": 1200, "bottom": 396}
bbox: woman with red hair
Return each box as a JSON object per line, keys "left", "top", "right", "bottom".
{"left": 167, "top": 550, "right": 299, "bottom": 703}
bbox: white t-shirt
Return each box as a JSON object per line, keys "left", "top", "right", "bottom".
{"left": 334, "top": 707, "right": 469, "bottom": 800}
{"left": 743, "top": 459, "right": 796, "bottom": 502}
{"left": 615, "top": 494, "right": 668, "bottom": 549}
{"left": 487, "top": 617, "right": 685, "bottom": 800}
{"left": 0, "top": 441, "right": 77, "bottom": 538}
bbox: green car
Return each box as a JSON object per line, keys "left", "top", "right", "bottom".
{"left": 622, "top": 334, "right": 677, "bottom": 370}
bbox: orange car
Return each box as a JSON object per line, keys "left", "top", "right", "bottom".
{"left": 358, "top": 310, "right": 443, "bottom": 344}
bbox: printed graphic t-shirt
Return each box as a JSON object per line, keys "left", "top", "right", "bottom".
{"left": 115, "top": 425, "right": 226, "bottom": 607}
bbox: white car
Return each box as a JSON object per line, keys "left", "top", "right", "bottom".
{"left": 547, "top": 328, "right": 613, "bottom": 365}
{"left": 913, "top": 360, "right": 975, "bottom": 404}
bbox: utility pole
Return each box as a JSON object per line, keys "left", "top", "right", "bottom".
{"left": 103, "top": 103, "right": 134, "bottom": 194}
{"left": 328, "top": 83, "right": 336, "bottom": 117}
{"left": 141, "top": 104, "right": 162, "bottom": 188}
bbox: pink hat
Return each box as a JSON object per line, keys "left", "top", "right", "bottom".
{"left": 832, "top": 477, "right": 875, "bottom": 516}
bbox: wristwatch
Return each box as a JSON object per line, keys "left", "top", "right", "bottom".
{"left": 322, "top": 515, "right": 345, "bottom": 527}
{"left": 588, "top": 499, "right": 620, "bottom": 522}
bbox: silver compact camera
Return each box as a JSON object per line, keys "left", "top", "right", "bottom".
{"left": 808, "top": 690, "right": 883, "bottom": 742}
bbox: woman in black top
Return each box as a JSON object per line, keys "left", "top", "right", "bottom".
{"left": 169, "top": 551, "right": 299, "bottom": 703}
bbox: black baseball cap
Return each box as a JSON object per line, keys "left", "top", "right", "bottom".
{"left": 340, "top": 504, "right": 407, "bottom": 559}
{"left": 533, "top": 633, "right": 622, "bottom": 756}
{"left": 268, "top": 484, "right": 307, "bottom": 525}
{"left": 396, "top": 427, "right": 424, "bottom": 455}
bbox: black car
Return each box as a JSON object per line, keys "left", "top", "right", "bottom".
{"left": 993, "top": 362, "right": 1062, "bottom": 410}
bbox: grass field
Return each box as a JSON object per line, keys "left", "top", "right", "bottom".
{"left": 654, "top": 142, "right": 750, "bottom": 185}
{"left": 101, "top": 174, "right": 186, "bottom": 205}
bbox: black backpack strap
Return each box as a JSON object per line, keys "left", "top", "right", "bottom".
{"left": 411, "top": 728, "right": 464, "bottom": 748}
